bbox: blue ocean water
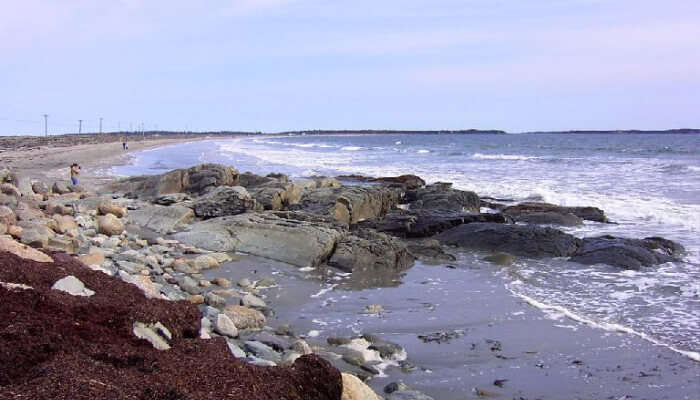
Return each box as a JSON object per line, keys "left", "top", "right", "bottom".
{"left": 113, "top": 133, "right": 700, "bottom": 359}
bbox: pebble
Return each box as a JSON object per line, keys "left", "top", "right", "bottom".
{"left": 188, "top": 295, "right": 205, "bottom": 304}
{"left": 212, "top": 277, "right": 232, "bottom": 288}
{"left": 238, "top": 278, "right": 252, "bottom": 288}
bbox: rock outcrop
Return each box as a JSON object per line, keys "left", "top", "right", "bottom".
{"left": 193, "top": 185, "right": 258, "bottom": 218}
{"left": 404, "top": 182, "right": 480, "bottom": 213}
{"left": 435, "top": 222, "right": 583, "bottom": 258}
{"left": 357, "top": 209, "right": 512, "bottom": 238}
{"left": 173, "top": 212, "right": 343, "bottom": 268}
{"left": 503, "top": 202, "right": 608, "bottom": 223}
{"left": 109, "top": 163, "right": 240, "bottom": 199}
{"left": 293, "top": 186, "right": 401, "bottom": 226}
{"left": 571, "top": 235, "right": 684, "bottom": 269}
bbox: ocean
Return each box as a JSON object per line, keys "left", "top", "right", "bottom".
{"left": 113, "top": 133, "right": 700, "bottom": 397}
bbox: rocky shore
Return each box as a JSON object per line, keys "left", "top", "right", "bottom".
{"left": 0, "top": 160, "right": 686, "bottom": 399}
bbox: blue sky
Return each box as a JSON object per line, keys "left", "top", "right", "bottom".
{"left": 1, "top": 0, "right": 698, "bottom": 135}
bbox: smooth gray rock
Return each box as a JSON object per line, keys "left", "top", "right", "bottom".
{"left": 51, "top": 275, "right": 95, "bottom": 297}
{"left": 128, "top": 204, "right": 194, "bottom": 234}
{"left": 247, "top": 331, "right": 291, "bottom": 352}
{"left": 178, "top": 276, "right": 201, "bottom": 295}
{"left": 244, "top": 341, "right": 281, "bottom": 363}
{"left": 174, "top": 212, "right": 343, "bottom": 268}
{"left": 226, "top": 339, "right": 246, "bottom": 357}
{"left": 436, "top": 222, "right": 582, "bottom": 258}
{"left": 245, "top": 356, "right": 277, "bottom": 367}
{"left": 241, "top": 293, "right": 267, "bottom": 308}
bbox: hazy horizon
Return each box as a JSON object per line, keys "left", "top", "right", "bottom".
{"left": 2, "top": 1, "right": 698, "bottom": 136}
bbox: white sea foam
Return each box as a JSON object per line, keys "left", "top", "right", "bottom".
{"left": 472, "top": 153, "right": 539, "bottom": 161}
{"left": 341, "top": 146, "right": 363, "bottom": 151}
{"left": 509, "top": 289, "right": 700, "bottom": 362}
{"left": 417, "top": 149, "right": 430, "bottom": 153}
{"left": 311, "top": 284, "right": 337, "bottom": 298}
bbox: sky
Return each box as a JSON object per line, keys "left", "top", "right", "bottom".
{"left": 1, "top": 0, "right": 699, "bottom": 135}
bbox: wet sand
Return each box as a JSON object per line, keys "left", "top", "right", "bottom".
{"left": 206, "top": 252, "right": 700, "bottom": 400}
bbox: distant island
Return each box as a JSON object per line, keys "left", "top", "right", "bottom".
{"left": 525, "top": 128, "right": 700, "bottom": 135}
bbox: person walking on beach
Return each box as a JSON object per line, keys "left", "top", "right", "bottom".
{"left": 70, "top": 163, "right": 80, "bottom": 185}
{"left": 122, "top": 137, "right": 128, "bottom": 150}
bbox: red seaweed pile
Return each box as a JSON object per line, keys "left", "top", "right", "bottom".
{"left": 0, "top": 251, "right": 342, "bottom": 400}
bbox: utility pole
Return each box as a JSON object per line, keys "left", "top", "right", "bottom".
{"left": 43, "top": 114, "right": 48, "bottom": 136}
{"left": 99, "top": 117, "right": 103, "bottom": 134}
{"left": 78, "top": 119, "right": 83, "bottom": 134}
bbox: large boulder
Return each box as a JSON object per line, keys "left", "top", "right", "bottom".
{"left": 97, "top": 213, "right": 125, "bottom": 236}
{"left": 503, "top": 202, "right": 608, "bottom": 223}
{"left": 405, "top": 182, "right": 480, "bottom": 213}
{"left": 127, "top": 204, "right": 194, "bottom": 234}
{"left": 571, "top": 235, "right": 684, "bottom": 269}
{"left": 98, "top": 199, "right": 127, "bottom": 218}
{"left": 357, "top": 209, "right": 512, "bottom": 238}
{"left": 435, "top": 222, "right": 583, "bottom": 258}
{"left": 52, "top": 181, "right": 72, "bottom": 195}
{"left": 223, "top": 305, "right": 266, "bottom": 330}
{"left": 109, "top": 163, "right": 239, "bottom": 199}
{"left": 173, "top": 212, "right": 343, "bottom": 268}
{"left": 31, "top": 181, "right": 50, "bottom": 195}
{"left": 294, "top": 186, "right": 401, "bottom": 226}
{"left": 328, "top": 229, "right": 414, "bottom": 275}
{"left": 193, "top": 186, "right": 257, "bottom": 218}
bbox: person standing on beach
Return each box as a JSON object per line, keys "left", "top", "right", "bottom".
{"left": 70, "top": 163, "right": 80, "bottom": 185}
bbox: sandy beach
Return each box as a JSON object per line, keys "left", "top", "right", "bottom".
{"left": 0, "top": 136, "right": 205, "bottom": 188}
